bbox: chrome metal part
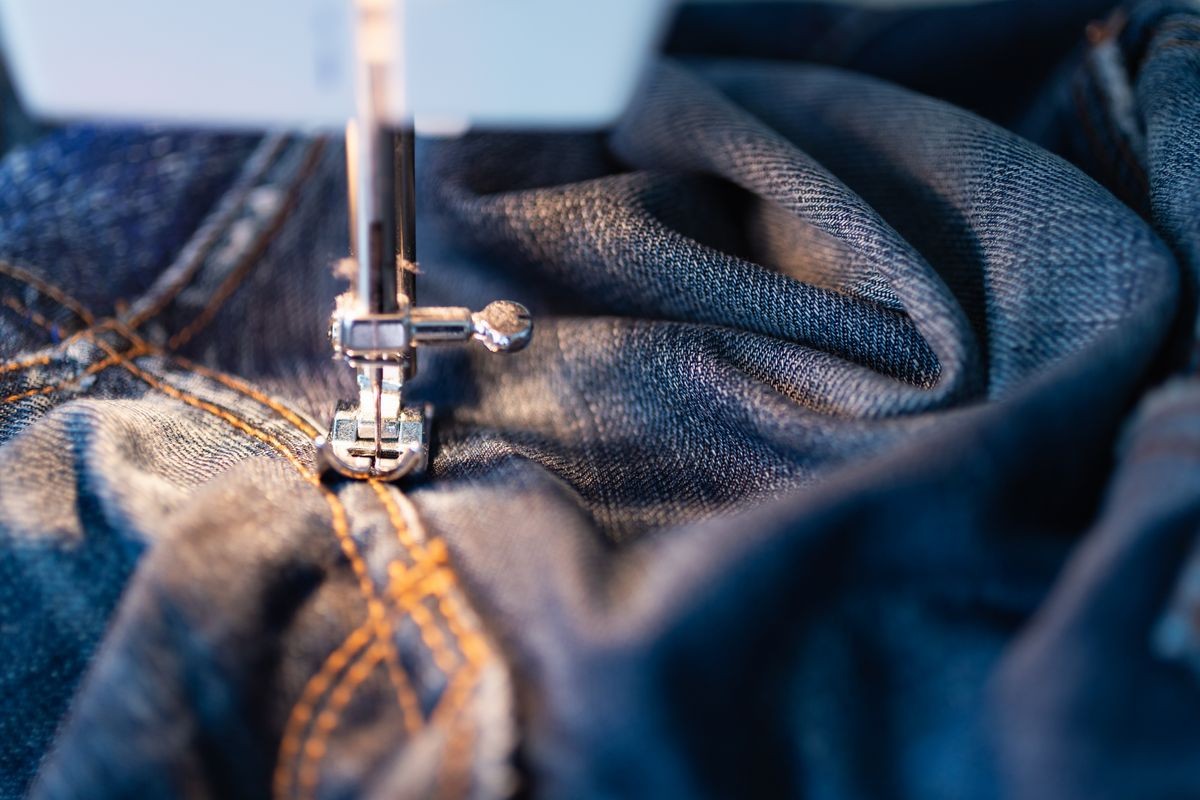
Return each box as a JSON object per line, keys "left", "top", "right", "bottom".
{"left": 316, "top": 398, "right": 429, "bottom": 480}
{"left": 318, "top": 19, "right": 532, "bottom": 482}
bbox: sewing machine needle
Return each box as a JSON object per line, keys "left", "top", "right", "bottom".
{"left": 373, "top": 367, "right": 383, "bottom": 466}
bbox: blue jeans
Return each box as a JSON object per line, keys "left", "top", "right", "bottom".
{"left": 1, "top": 1, "right": 1198, "bottom": 798}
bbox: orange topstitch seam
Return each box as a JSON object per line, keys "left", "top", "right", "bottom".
{"left": 0, "top": 260, "right": 95, "bottom": 325}
{"left": 90, "top": 337, "right": 423, "bottom": 732}
{"left": 0, "top": 318, "right": 127, "bottom": 375}
{"left": 0, "top": 338, "right": 148, "bottom": 405}
{"left": 116, "top": 337, "right": 482, "bottom": 795}
{"left": 0, "top": 238, "right": 495, "bottom": 798}
{"left": 371, "top": 480, "right": 460, "bottom": 674}
{"left": 0, "top": 138, "right": 321, "bottom": 377}
{"left": 135, "top": 349, "right": 476, "bottom": 728}
{"left": 273, "top": 621, "right": 380, "bottom": 800}
{"left": 0, "top": 270, "right": 96, "bottom": 375}
{"left": 294, "top": 640, "right": 388, "bottom": 800}
{"left": 167, "top": 352, "right": 321, "bottom": 439}
{"left": 188, "top": 356, "right": 487, "bottom": 775}
{"left": 380, "top": 486, "right": 494, "bottom": 799}
{"left": 0, "top": 350, "right": 55, "bottom": 376}
{"left": 2, "top": 295, "right": 59, "bottom": 336}
{"left": 291, "top": 534, "right": 472, "bottom": 800}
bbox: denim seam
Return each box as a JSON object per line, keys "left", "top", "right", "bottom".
{"left": 0, "top": 349, "right": 55, "bottom": 376}
{"left": 0, "top": 138, "right": 323, "bottom": 378}
{"left": 165, "top": 352, "right": 322, "bottom": 439}
{"left": 145, "top": 359, "right": 476, "bottom": 721}
{"left": 166, "top": 139, "right": 327, "bottom": 350}
{"left": 390, "top": 489, "right": 501, "bottom": 799}
{"left": 384, "top": 544, "right": 460, "bottom": 675}
{"left": 273, "top": 621, "right": 377, "bottom": 800}
{"left": 145, "top": 354, "right": 476, "bottom": 756}
{"left": 0, "top": 342, "right": 141, "bottom": 405}
{"left": 295, "top": 641, "right": 389, "bottom": 800}
{"left": 89, "top": 338, "right": 425, "bottom": 744}
{"left": 276, "top": 492, "right": 490, "bottom": 800}
{"left": 0, "top": 320, "right": 151, "bottom": 404}
{"left": 0, "top": 260, "right": 95, "bottom": 326}
{"left": 1, "top": 295, "right": 60, "bottom": 338}
{"left": 130, "top": 352, "right": 478, "bottom": 788}
{"left": 291, "top": 535, "right": 480, "bottom": 800}
{"left": 0, "top": 175, "right": 503, "bottom": 796}
{"left": 432, "top": 590, "right": 490, "bottom": 798}
{"left": 107, "top": 348, "right": 496, "bottom": 797}
{"left": 124, "top": 135, "right": 292, "bottom": 328}
{"left": 0, "top": 320, "right": 108, "bottom": 375}
{"left": 372, "top": 483, "right": 482, "bottom": 791}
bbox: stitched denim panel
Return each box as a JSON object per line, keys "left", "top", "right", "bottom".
{"left": 0, "top": 3, "right": 1196, "bottom": 799}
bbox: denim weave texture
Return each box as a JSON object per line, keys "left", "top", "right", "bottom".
{"left": 1, "top": 1, "right": 1199, "bottom": 799}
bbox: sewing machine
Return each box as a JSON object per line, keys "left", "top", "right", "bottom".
{"left": 0, "top": 0, "right": 669, "bottom": 480}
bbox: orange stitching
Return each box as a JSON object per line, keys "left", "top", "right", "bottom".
{"left": 2, "top": 296, "right": 58, "bottom": 335}
{"left": 95, "top": 337, "right": 318, "bottom": 478}
{"left": 0, "top": 260, "right": 95, "bottom": 325}
{"left": 0, "top": 268, "right": 101, "bottom": 373}
{"left": 0, "top": 318, "right": 132, "bottom": 375}
{"left": 388, "top": 491, "right": 493, "bottom": 698}
{"left": 391, "top": 491, "right": 493, "bottom": 799}
{"left": 165, "top": 353, "right": 320, "bottom": 438}
{"left": 129, "top": 350, "right": 469, "bottom": 708}
{"left": 368, "top": 479, "right": 424, "bottom": 552}
{"left": 386, "top": 546, "right": 451, "bottom": 604}
{"left": 0, "top": 344, "right": 144, "bottom": 405}
{"left": 373, "top": 485, "right": 493, "bottom": 798}
{"left": 0, "top": 317, "right": 138, "bottom": 377}
{"left": 371, "top": 481, "right": 461, "bottom": 674}
{"left": 435, "top": 590, "right": 490, "bottom": 681}
{"left": 91, "top": 339, "right": 421, "bottom": 729}
{"left": 296, "top": 641, "right": 388, "bottom": 800}
{"left": 390, "top": 564, "right": 458, "bottom": 675}
{"left": 114, "top": 341, "right": 486, "bottom": 799}
{"left": 319, "top": 488, "right": 425, "bottom": 735}
{"left": 0, "top": 139, "right": 305, "bottom": 377}
{"left": 123, "top": 350, "right": 453, "bottom": 743}
{"left": 274, "top": 622, "right": 375, "bottom": 800}
{"left": 12, "top": 321, "right": 488, "bottom": 794}
{"left": 105, "top": 320, "right": 153, "bottom": 352}
{"left": 432, "top": 590, "right": 487, "bottom": 722}
{"left": 168, "top": 141, "right": 326, "bottom": 350}
{"left": 0, "top": 352, "right": 53, "bottom": 376}
{"left": 433, "top": 587, "right": 495, "bottom": 800}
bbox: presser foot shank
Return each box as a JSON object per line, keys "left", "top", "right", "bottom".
{"left": 317, "top": 292, "right": 532, "bottom": 483}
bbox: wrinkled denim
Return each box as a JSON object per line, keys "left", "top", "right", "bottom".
{"left": 1, "top": 1, "right": 1198, "bottom": 799}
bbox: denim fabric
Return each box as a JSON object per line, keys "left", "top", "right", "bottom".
{"left": 667, "top": 0, "right": 1123, "bottom": 124}
{"left": 1015, "top": 0, "right": 1200, "bottom": 363}
{"left": 1, "top": 1, "right": 1199, "bottom": 799}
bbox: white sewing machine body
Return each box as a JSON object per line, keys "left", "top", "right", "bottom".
{"left": 0, "top": 0, "right": 668, "bottom": 132}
